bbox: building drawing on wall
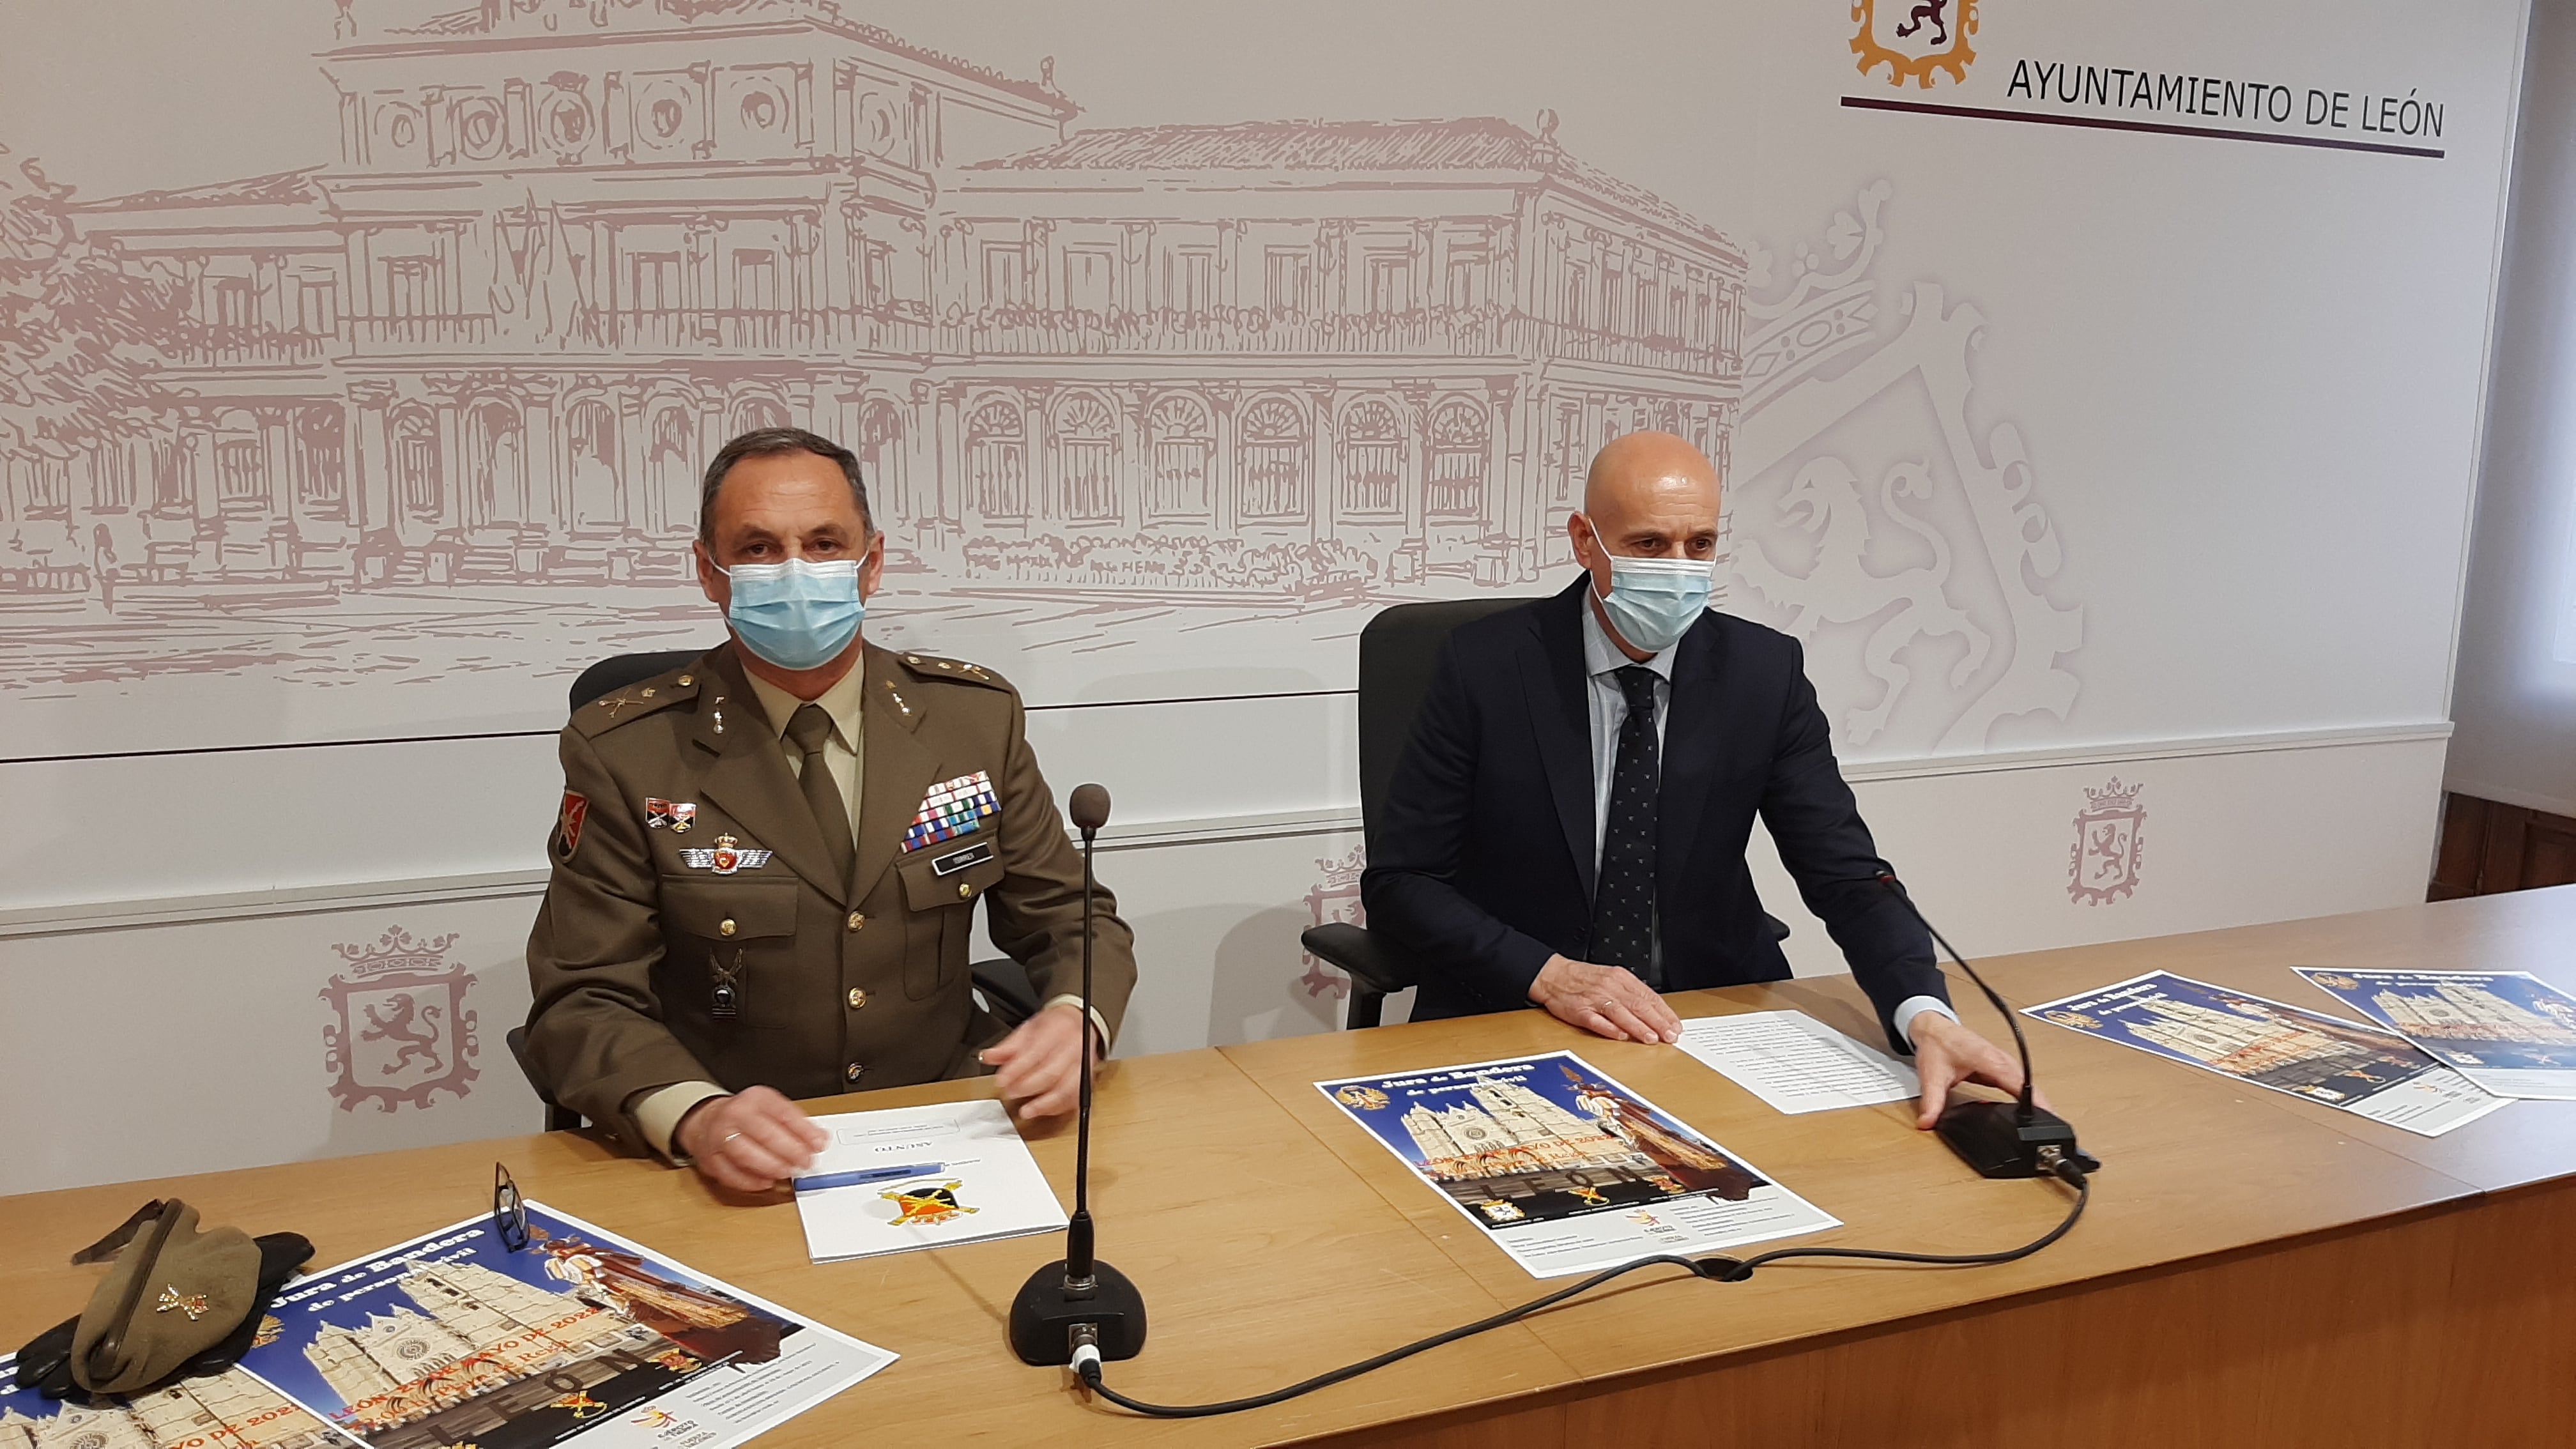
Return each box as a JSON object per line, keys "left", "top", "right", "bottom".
{"left": 3, "top": 0, "right": 1739, "bottom": 608}
{"left": 0, "top": 0, "right": 2081, "bottom": 766}
{"left": 0, "top": 1368, "right": 338, "bottom": 1449}
{"left": 2368, "top": 981, "right": 2576, "bottom": 1045}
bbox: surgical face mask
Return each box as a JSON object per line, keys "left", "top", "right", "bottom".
{"left": 716, "top": 557, "right": 864, "bottom": 671}
{"left": 1593, "top": 551, "right": 1713, "bottom": 654}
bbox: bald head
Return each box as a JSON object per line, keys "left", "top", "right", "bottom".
{"left": 1583, "top": 431, "right": 1719, "bottom": 518}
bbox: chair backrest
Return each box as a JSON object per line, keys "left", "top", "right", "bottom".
{"left": 567, "top": 649, "right": 709, "bottom": 716}
{"left": 1355, "top": 597, "right": 1535, "bottom": 846}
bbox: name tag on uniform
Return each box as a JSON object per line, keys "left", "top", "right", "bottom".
{"left": 930, "top": 841, "right": 994, "bottom": 877}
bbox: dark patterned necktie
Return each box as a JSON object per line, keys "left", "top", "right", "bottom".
{"left": 1589, "top": 665, "right": 1661, "bottom": 977}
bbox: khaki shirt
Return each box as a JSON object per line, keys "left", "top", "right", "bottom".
{"left": 522, "top": 641, "right": 1137, "bottom": 1154}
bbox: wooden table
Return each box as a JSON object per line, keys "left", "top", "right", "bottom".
{"left": 8, "top": 890, "right": 2576, "bottom": 1446}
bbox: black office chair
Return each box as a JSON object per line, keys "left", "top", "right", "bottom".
{"left": 1300, "top": 601, "right": 1789, "bottom": 1030}
{"left": 508, "top": 651, "right": 1048, "bottom": 1131}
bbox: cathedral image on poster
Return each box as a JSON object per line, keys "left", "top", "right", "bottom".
{"left": 234, "top": 1204, "right": 825, "bottom": 1449}
{"left": 1330, "top": 1053, "right": 1764, "bottom": 1227}
{"left": 0, "top": 1361, "right": 349, "bottom": 1449}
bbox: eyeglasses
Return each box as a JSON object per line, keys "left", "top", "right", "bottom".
{"left": 493, "top": 1162, "right": 529, "bottom": 1252}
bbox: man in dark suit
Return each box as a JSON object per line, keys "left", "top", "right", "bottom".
{"left": 1362, "top": 431, "right": 2023, "bottom": 1128}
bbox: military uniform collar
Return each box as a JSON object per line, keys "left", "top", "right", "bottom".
{"left": 739, "top": 657, "right": 868, "bottom": 753}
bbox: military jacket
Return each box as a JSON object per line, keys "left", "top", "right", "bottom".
{"left": 522, "top": 641, "right": 1137, "bottom": 1147}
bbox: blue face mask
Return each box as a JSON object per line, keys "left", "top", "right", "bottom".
{"left": 1595, "top": 552, "right": 1713, "bottom": 654}
{"left": 717, "top": 558, "right": 865, "bottom": 671}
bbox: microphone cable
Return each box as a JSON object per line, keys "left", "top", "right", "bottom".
{"left": 1075, "top": 1166, "right": 2090, "bottom": 1419}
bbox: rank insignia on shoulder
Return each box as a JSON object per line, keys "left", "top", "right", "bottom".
{"left": 645, "top": 798, "right": 696, "bottom": 833}
{"left": 680, "top": 834, "right": 772, "bottom": 875}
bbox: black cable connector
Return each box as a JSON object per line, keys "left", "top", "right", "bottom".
{"left": 1075, "top": 1178, "right": 2090, "bottom": 1418}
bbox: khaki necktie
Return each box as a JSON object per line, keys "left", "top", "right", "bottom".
{"left": 786, "top": 703, "right": 856, "bottom": 884}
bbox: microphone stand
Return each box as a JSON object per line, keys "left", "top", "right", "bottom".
{"left": 1009, "top": 785, "right": 1148, "bottom": 1367}
{"left": 1878, "top": 873, "right": 2098, "bottom": 1184}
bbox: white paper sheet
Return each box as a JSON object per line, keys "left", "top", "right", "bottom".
{"left": 1677, "top": 1010, "right": 1920, "bottom": 1114}
{"left": 795, "top": 1098, "right": 1069, "bottom": 1262}
{"left": 1315, "top": 1050, "right": 1841, "bottom": 1278}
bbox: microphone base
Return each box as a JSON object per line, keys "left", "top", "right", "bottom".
{"left": 1007, "top": 1258, "right": 1147, "bottom": 1366}
{"left": 1936, "top": 1100, "right": 2099, "bottom": 1179}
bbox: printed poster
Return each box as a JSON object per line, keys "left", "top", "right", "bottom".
{"left": 1315, "top": 1050, "right": 1839, "bottom": 1278}
{"left": 0, "top": 1356, "right": 362, "bottom": 1449}
{"left": 231, "top": 1202, "right": 893, "bottom": 1449}
{"left": 2294, "top": 967, "right": 2576, "bottom": 1100}
{"left": 2025, "top": 971, "right": 2508, "bottom": 1137}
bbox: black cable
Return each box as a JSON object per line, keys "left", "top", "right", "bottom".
{"left": 1077, "top": 1177, "right": 2089, "bottom": 1418}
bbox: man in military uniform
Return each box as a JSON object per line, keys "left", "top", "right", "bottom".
{"left": 523, "top": 427, "right": 1136, "bottom": 1193}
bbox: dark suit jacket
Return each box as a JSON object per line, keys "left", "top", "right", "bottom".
{"left": 1360, "top": 576, "right": 1945, "bottom": 1051}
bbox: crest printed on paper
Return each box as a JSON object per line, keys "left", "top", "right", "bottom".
{"left": 1851, "top": 0, "right": 1981, "bottom": 89}
{"left": 2067, "top": 777, "right": 2144, "bottom": 905}
{"left": 319, "top": 926, "right": 480, "bottom": 1112}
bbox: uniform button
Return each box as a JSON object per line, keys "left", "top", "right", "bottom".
{"left": 718, "top": 918, "right": 737, "bottom": 937}
{"left": 847, "top": 988, "right": 869, "bottom": 1010}
{"left": 845, "top": 1062, "right": 866, "bottom": 1083}
{"left": 957, "top": 882, "right": 974, "bottom": 900}
{"left": 846, "top": 911, "right": 864, "bottom": 931}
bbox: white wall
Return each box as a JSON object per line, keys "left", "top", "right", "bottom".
{"left": 2450, "top": 0, "right": 2576, "bottom": 816}
{"left": 0, "top": 0, "right": 2533, "bottom": 1193}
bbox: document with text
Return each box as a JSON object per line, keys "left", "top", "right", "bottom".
{"left": 1676, "top": 1010, "right": 1919, "bottom": 1115}
{"left": 795, "top": 1098, "right": 1069, "bottom": 1263}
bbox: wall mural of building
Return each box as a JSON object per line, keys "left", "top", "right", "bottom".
{"left": 0, "top": 0, "right": 2079, "bottom": 758}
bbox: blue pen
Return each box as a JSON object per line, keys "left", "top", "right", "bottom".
{"left": 792, "top": 1162, "right": 946, "bottom": 1193}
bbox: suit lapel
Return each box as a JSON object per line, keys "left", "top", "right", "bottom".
{"left": 1524, "top": 580, "right": 1598, "bottom": 903}
{"left": 687, "top": 646, "right": 848, "bottom": 906}
{"left": 850, "top": 645, "right": 945, "bottom": 903}
{"left": 1655, "top": 613, "right": 1731, "bottom": 906}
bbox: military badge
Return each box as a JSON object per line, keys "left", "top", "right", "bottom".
{"left": 680, "top": 834, "right": 772, "bottom": 874}
{"left": 882, "top": 1181, "right": 978, "bottom": 1227}
{"left": 644, "top": 797, "right": 696, "bottom": 833}
{"left": 555, "top": 792, "right": 588, "bottom": 861}
{"left": 903, "top": 770, "right": 999, "bottom": 852}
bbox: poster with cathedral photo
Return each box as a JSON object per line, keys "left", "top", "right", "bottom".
{"left": 1315, "top": 1050, "right": 1839, "bottom": 1278}
{"left": 0, "top": 1356, "right": 362, "bottom": 1449}
{"left": 230, "top": 1202, "right": 893, "bottom": 1449}
{"left": 2295, "top": 968, "right": 2576, "bottom": 1100}
{"left": 2026, "top": 972, "right": 2510, "bottom": 1137}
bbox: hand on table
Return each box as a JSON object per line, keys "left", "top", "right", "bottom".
{"left": 1908, "top": 1011, "right": 2048, "bottom": 1130}
{"left": 675, "top": 1085, "right": 828, "bottom": 1193}
{"left": 1528, "top": 954, "right": 1682, "bottom": 1044}
{"left": 981, "top": 1002, "right": 1100, "bottom": 1120}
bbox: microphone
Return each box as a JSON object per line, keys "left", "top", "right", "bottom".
{"left": 1876, "top": 873, "right": 2099, "bottom": 1185}
{"left": 1008, "top": 783, "right": 1149, "bottom": 1366}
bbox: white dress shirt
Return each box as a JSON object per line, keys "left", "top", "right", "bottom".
{"left": 1578, "top": 591, "right": 1954, "bottom": 1048}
